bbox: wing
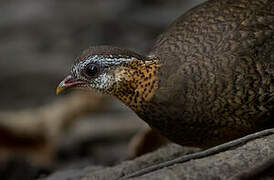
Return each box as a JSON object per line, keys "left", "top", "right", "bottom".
{"left": 150, "top": 0, "right": 274, "bottom": 126}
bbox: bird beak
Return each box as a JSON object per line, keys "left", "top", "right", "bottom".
{"left": 56, "top": 75, "right": 88, "bottom": 95}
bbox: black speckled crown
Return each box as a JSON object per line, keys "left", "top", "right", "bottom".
{"left": 75, "top": 46, "right": 147, "bottom": 63}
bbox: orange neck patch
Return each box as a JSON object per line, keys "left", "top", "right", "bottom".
{"left": 113, "top": 58, "right": 160, "bottom": 112}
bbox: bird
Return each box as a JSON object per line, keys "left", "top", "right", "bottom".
{"left": 57, "top": 0, "right": 274, "bottom": 148}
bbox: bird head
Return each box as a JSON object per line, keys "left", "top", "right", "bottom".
{"left": 56, "top": 46, "right": 151, "bottom": 96}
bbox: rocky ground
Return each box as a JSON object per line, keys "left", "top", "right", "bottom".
{"left": 0, "top": 0, "right": 205, "bottom": 180}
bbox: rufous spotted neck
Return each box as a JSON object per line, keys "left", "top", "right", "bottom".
{"left": 112, "top": 57, "right": 161, "bottom": 112}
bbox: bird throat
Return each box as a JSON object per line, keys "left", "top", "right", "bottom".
{"left": 113, "top": 57, "right": 161, "bottom": 112}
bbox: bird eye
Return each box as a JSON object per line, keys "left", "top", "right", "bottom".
{"left": 83, "top": 63, "right": 100, "bottom": 78}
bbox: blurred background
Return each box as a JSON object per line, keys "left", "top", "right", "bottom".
{"left": 0, "top": 0, "right": 205, "bottom": 179}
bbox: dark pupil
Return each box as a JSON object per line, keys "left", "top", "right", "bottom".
{"left": 85, "top": 64, "right": 99, "bottom": 77}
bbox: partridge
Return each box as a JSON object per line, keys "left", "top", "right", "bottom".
{"left": 57, "top": 0, "right": 274, "bottom": 148}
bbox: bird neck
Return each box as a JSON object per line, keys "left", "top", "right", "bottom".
{"left": 112, "top": 57, "right": 161, "bottom": 112}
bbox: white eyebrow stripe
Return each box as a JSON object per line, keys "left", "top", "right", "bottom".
{"left": 72, "top": 55, "right": 134, "bottom": 81}
{"left": 79, "top": 55, "right": 133, "bottom": 67}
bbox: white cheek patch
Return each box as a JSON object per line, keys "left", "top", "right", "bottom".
{"left": 73, "top": 55, "right": 133, "bottom": 80}
{"left": 71, "top": 55, "right": 136, "bottom": 94}
{"left": 96, "top": 73, "right": 113, "bottom": 90}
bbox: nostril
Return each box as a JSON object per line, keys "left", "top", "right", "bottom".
{"left": 63, "top": 75, "right": 74, "bottom": 83}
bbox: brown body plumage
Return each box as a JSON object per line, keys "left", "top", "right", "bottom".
{"left": 57, "top": 0, "right": 274, "bottom": 147}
